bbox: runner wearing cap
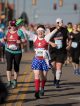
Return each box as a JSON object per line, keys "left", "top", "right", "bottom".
{"left": 49, "top": 18, "right": 70, "bottom": 88}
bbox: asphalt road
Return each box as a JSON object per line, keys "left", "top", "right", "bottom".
{"left": 0, "top": 52, "right": 80, "bottom": 106}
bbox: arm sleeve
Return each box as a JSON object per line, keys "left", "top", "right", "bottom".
{"left": 25, "top": 30, "right": 37, "bottom": 42}
{"left": 18, "top": 30, "right": 25, "bottom": 39}
{"left": 44, "top": 28, "right": 57, "bottom": 42}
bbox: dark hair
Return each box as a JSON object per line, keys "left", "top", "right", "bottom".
{"left": 37, "top": 24, "right": 45, "bottom": 30}
{"left": 67, "top": 22, "right": 72, "bottom": 26}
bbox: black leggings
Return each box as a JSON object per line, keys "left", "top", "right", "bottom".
{"left": 6, "top": 51, "right": 22, "bottom": 72}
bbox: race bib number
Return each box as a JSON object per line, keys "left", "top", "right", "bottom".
{"left": 35, "top": 48, "right": 49, "bottom": 59}
{"left": 35, "top": 48, "right": 44, "bottom": 57}
{"left": 7, "top": 44, "right": 18, "bottom": 50}
{"left": 71, "top": 42, "right": 78, "bottom": 48}
{"left": 55, "top": 40, "right": 62, "bottom": 49}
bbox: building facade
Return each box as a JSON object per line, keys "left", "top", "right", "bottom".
{"left": 14, "top": 0, "right": 80, "bottom": 24}
{"left": 0, "top": 0, "right": 14, "bottom": 20}
{"left": 0, "top": 0, "right": 80, "bottom": 24}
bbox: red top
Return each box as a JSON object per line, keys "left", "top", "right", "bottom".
{"left": 6, "top": 31, "right": 20, "bottom": 45}
{"left": 34, "top": 37, "right": 48, "bottom": 50}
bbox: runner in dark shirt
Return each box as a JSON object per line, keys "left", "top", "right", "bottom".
{"left": 70, "top": 24, "right": 80, "bottom": 75}
{"left": 49, "top": 18, "right": 70, "bottom": 88}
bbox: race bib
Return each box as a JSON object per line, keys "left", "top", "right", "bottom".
{"left": 71, "top": 42, "right": 78, "bottom": 48}
{"left": 55, "top": 40, "right": 62, "bottom": 49}
{"left": 35, "top": 48, "right": 48, "bottom": 59}
{"left": 7, "top": 44, "right": 18, "bottom": 50}
{"left": 35, "top": 48, "right": 44, "bottom": 57}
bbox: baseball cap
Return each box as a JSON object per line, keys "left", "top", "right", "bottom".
{"left": 56, "top": 18, "right": 63, "bottom": 23}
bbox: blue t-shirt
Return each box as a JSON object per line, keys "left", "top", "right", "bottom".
{"left": 0, "top": 31, "right": 4, "bottom": 39}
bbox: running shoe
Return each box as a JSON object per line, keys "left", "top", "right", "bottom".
{"left": 74, "top": 69, "right": 79, "bottom": 75}
{"left": 56, "top": 83, "right": 60, "bottom": 88}
{"left": 11, "top": 80, "right": 17, "bottom": 89}
{"left": 53, "top": 77, "right": 56, "bottom": 86}
{"left": 40, "top": 88, "right": 44, "bottom": 96}
{"left": 35, "top": 91, "right": 40, "bottom": 99}
{"left": 56, "top": 80, "right": 60, "bottom": 88}
{"left": 78, "top": 69, "right": 80, "bottom": 75}
{"left": 6, "top": 81, "right": 11, "bottom": 88}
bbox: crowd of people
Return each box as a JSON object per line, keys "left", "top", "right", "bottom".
{"left": 0, "top": 17, "right": 80, "bottom": 102}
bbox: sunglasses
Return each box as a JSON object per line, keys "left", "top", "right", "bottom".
{"left": 57, "top": 22, "right": 59, "bottom": 24}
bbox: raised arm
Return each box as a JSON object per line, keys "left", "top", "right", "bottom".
{"left": 44, "top": 28, "right": 58, "bottom": 42}
{"left": 21, "top": 26, "right": 37, "bottom": 41}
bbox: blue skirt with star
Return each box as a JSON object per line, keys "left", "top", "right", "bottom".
{"left": 31, "top": 57, "right": 49, "bottom": 71}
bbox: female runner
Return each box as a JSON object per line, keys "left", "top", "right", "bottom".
{"left": 23, "top": 24, "right": 58, "bottom": 99}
